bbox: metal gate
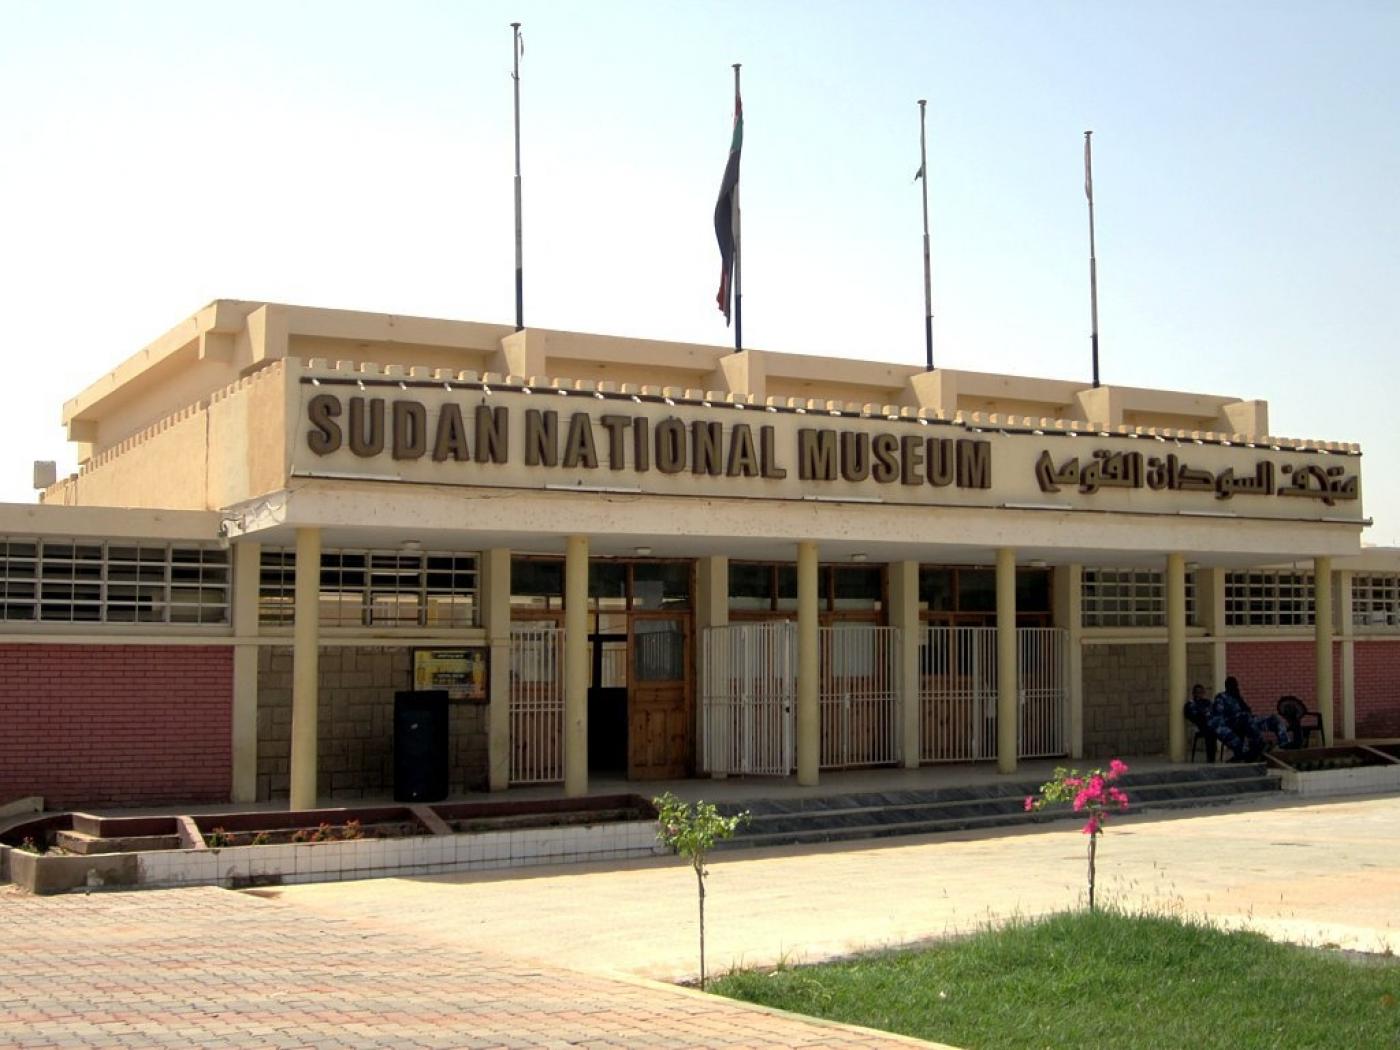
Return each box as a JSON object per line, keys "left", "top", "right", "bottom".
{"left": 700, "top": 622, "right": 796, "bottom": 776}
{"left": 820, "top": 625, "right": 901, "bottom": 769}
{"left": 509, "top": 622, "right": 565, "bottom": 784}
{"left": 1017, "top": 628, "right": 1068, "bottom": 758}
{"left": 919, "top": 626, "right": 1067, "bottom": 762}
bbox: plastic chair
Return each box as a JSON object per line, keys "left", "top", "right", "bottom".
{"left": 1277, "top": 695, "right": 1325, "bottom": 749}
{"left": 1185, "top": 713, "right": 1220, "bottom": 763}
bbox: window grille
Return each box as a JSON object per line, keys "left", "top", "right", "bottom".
{"left": 1082, "top": 568, "right": 1197, "bottom": 628}
{"left": 259, "top": 549, "right": 478, "bottom": 628}
{"left": 1352, "top": 574, "right": 1400, "bottom": 628}
{"left": 1224, "top": 570, "right": 1315, "bottom": 627}
{"left": 0, "top": 538, "right": 228, "bottom": 625}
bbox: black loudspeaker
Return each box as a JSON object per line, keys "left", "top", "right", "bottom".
{"left": 393, "top": 690, "right": 449, "bottom": 802}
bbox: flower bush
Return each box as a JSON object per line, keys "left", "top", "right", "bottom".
{"left": 1025, "top": 759, "right": 1130, "bottom": 910}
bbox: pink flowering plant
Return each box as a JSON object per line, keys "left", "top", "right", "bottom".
{"left": 1024, "top": 758, "right": 1131, "bottom": 910}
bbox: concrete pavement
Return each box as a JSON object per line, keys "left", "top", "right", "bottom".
{"left": 275, "top": 792, "right": 1400, "bottom": 980}
{"left": 3, "top": 793, "right": 1397, "bottom": 1048}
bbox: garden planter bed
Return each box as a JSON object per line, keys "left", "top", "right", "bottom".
{"left": 1267, "top": 745, "right": 1400, "bottom": 798}
{"left": 1, "top": 795, "right": 661, "bottom": 895}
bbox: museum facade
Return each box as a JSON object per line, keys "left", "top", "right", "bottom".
{"left": 3, "top": 299, "right": 1397, "bottom": 809}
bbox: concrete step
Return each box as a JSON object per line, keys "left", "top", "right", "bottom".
{"left": 714, "top": 765, "right": 1281, "bottom": 851}
{"left": 52, "top": 830, "right": 182, "bottom": 856}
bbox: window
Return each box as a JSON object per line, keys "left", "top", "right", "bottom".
{"left": 259, "top": 548, "right": 478, "bottom": 628}
{"left": 1352, "top": 574, "right": 1400, "bottom": 628}
{"left": 1082, "top": 568, "right": 1197, "bottom": 628}
{"left": 1223, "top": 570, "right": 1314, "bottom": 628}
{"left": 0, "top": 538, "right": 228, "bottom": 625}
{"left": 728, "top": 562, "right": 884, "bottom": 615}
{"left": 919, "top": 565, "right": 1052, "bottom": 627}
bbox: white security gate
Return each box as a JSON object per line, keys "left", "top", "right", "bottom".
{"left": 919, "top": 626, "right": 1068, "bottom": 762}
{"left": 1018, "top": 628, "right": 1068, "bottom": 758}
{"left": 701, "top": 622, "right": 796, "bottom": 776}
{"left": 509, "top": 622, "right": 564, "bottom": 784}
{"left": 820, "top": 625, "right": 901, "bottom": 769}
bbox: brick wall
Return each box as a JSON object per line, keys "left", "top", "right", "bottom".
{"left": 256, "top": 646, "right": 488, "bottom": 802}
{"left": 0, "top": 643, "right": 232, "bottom": 809}
{"left": 1225, "top": 640, "right": 1342, "bottom": 735}
{"left": 1081, "top": 642, "right": 1214, "bottom": 757}
{"left": 1355, "top": 639, "right": 1400, "bottom": 738}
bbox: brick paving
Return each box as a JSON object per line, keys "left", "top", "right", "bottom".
{"left": 0, "top": 885, "right": 933, "bottom": 1049}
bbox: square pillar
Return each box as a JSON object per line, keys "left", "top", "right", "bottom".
{"left": 564, "top": 536, "right": 590, "bottom": 797}
{"left": 1166, "top": 553, "right": 1187, "bottom": 763}
{"left": 483, "top": 548, "right": 512, "bottom": 791}
{"left": 1053, "top": 563, "right": 1084, "bottom": 759}
{"left": 1338, "top": 570, "right": 1355, "bottom": 740}
{"left": 796, "top": 541, "right": 820, "bottom": 786}
{"left": 996, "top": 548, "right": 1017, "bottom": 774}
{"left": 889, "top": 561, "right": 920, "bottom": 769}
{"left": 289, "top": 527, "right": 321, "bottom": 811}
{"left": 230, "top": 541, "right": 261, "bottom": 803}
{"left": 1315, "top": 556, "right": 1334, "bottom": 744}
{"left": 1199, "top": 567, "right": 1228, "bottom": 697}
{"left": 696, "top": 556, "right": 729, "bottom": 776}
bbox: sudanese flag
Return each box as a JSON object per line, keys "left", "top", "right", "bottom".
{"left": 714, "top": 90, "right": 743, "bottom": 324}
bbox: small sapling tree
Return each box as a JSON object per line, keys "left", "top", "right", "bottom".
{"left": 653, "top": 792, "right": 748, "bottom": 988}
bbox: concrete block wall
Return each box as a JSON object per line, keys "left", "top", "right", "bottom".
{"left": 256, "top": 646, "right": 488, "bottom": 802}
{"left": 1081, "top": 642, "right": 1214, "bottom": 756}
{"left": 0, "top": 644, "right": 232, "bottom": 808}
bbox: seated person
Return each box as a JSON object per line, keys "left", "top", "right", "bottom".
{"left": 1210, "top": 676, "right": 1291, "bottom": 760}
{"left": 1183, "top": 683, "right": 1218, "bottom": 761}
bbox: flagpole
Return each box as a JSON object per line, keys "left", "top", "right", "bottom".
{"left": 918, "top": 100, "right": 933, "bottom": 372}
{"left": 511, "top": 22, "right": 524, "bottom": 332}
{"left": 1085, "top": 129, "right": 1100, "bottom": 388}
{"left": 732, "top": 63, "right": 743, "bottom": 352}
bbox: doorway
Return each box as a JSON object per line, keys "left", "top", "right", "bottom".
{"left": 511, "top": 556, "right": 695, "bottom": 781}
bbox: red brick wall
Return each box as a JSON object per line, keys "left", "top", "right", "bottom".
{"left": 0, "top": 644, "right": 232, "bottom": 809}
{"left": 1225, "top": 640, "right": 1342, "bottom": 736}
{"left": 1355, "top": 639, "right": 1400, "bottom": 738}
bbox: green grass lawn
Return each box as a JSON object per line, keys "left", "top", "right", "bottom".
{"left": 709, "top": 909, "right": 1400, "bottom": 1049}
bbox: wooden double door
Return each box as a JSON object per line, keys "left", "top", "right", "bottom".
{"left": 588, "top": 609, "right": 692, "bottom": 779}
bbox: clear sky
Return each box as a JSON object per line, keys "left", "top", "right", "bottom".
{"left": 2, "top": 1, "right": 1397, "bottom": 543}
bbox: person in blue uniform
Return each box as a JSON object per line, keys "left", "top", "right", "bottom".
{"left": 1209, "top": 676, "right": 1291, "bottom": 760}
{"left": 1184, "top": 682, "right": 1218, "bottom": 762}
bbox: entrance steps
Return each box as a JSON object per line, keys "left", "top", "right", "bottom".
{"left": 714, "top": 764, "right": 1280, "bottom": 851}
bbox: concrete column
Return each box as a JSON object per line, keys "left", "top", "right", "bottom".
{"left": 1315, "top": 556, "right": 1334, "bottom": 744}
{"left": 1200, "top": 567, "right": 1228, "bottom": 696}
{"left": 796, "top": 541, "right": 820, "bottom": 787}
{"left": 289, "top": 527, "right": 321, "bottom": 811}
{"left": 1166, "top": 553, "right": 1187, "bottom": 763}
{"left": 889, "top": 561, "right": 921, "bottom": 769}
{"left": 696, "top": 556, "right": 729, "bottom": 776}
{"left": 563, "top": 536, "right": 589, "bottom": 797}
{"left": 996, "top": 548, "right": 1017, "bottom": 774}
{"left": 483, "top": 548, "right": 512, "bottom": 791}
{"left": 1053, "top": 563, "right": 1084, "bottom": 759}
{"left": 1338, "top": 570, "right": 1355, "bottom": 740}
{"left": 230, "top": 542, "right": 261, "bottom": 803}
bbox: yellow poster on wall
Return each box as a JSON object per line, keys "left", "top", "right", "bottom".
{"left": 412, "top": 648, "right": 488, "bottom": 701}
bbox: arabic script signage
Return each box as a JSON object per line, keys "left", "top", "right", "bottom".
{"left": 1035, "top": 450, "right": 1358, "bottom": 506}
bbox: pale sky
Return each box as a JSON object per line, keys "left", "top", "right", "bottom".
{"left": 2, "top": 1, "right": 1397, "bottom": 542}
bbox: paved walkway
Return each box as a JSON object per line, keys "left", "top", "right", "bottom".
{"left": 3, "top": 794, "right": 1397, "bottom": 1048}
{"left": 0, "top": 885, "right": 931, "bottom": 1049}
{"left": 276, "top": 793, "right": 1400, "bottom": 979}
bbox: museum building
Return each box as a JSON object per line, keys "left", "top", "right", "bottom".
{"left": 2, "top": 299, "right": 1397, "bottom": 810}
